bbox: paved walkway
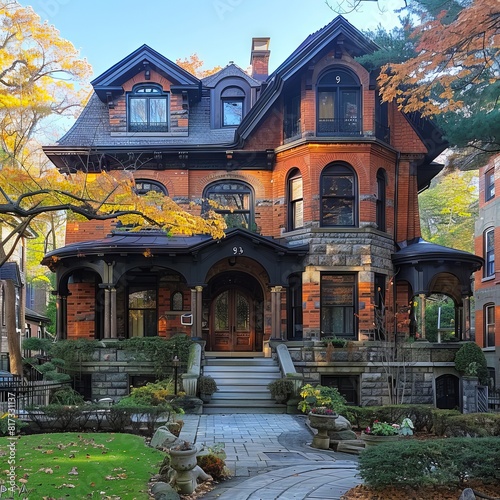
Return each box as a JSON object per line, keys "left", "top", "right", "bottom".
{"left": 178, "top": 414, "right": 362, "bottom": 500}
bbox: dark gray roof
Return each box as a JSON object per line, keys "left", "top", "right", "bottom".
{"left": 25, "top": 307, "right": 50, "bottom": 324}
{"left": 0, "top": 262, "right": 21, "bottom": 287}
{"left": 58, "top": 93, "right": 237, "bottom": 147}
{"left": 42, "top": 228, "right": 307, "bottom": 262}
{"left": 392, "top": 239, "right": 483, "bottom": 268}
{"left": 202, "top": 63, "right": 261, "bottom": 88}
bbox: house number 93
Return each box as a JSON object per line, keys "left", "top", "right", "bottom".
{"left": 232, "top": 246, "right": 244, "bottom": 255}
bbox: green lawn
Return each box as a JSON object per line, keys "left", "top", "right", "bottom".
{"left": 0, "top": 432, "right": 164, "bottom": 499}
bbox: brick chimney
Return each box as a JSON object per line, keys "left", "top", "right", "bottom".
{"left": 250, "top": 37, "right": 270, "bottom": 81}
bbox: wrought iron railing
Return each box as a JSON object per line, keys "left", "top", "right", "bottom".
{"left": 318, "top": 117, "right": 361, "bottom": 135}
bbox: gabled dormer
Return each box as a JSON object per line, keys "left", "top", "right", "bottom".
{"left": 91, "top": 45, "right": 202, "bottom": 136}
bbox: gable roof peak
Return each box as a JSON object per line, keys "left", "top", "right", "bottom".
{"left": 91, "top": 44, "right": 201, "bottom": 103}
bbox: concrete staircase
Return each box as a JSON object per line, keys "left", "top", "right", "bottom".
{"left": 202, "top": 356, "right": 286, "bottom": 414}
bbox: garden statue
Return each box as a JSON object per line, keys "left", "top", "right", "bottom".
{"left": 400, "top": 417, "right": 414, "bottom": 436}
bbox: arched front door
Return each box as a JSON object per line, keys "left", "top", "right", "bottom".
{"left": 211, "top": 287, "right": 254, "bottom": 351}
{"left": 436, "top": 374, "right": 459, "bottom": 409}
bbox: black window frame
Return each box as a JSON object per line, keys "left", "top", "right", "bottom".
{"left": 486, "top": 168, "right": 495, "bottom": 202}
{"left": 287, "top": 273, "right": 303, "bottom": 341}
{"left": 284, "top": 93, "right": 301, "bottom": 140}
{"left": 376, "top": 169, "right": 387, "bottom": 232}
{"left": 320, "top": 163, "right": 358, "bottom": 227}
{"left": 485, "top": 303, "right": 495, "bottom": 348}
{"left": 222, "top": 98, "right": 244, "bottom": 127}
{"left": 287, "top": 169, "right": 303, "bottom": 231}
{"left": 321, "top": 375, "right": 359, "bottom": 406}
{"left": 320, "top": 273, "right": 357, "bottom": 339}
{"left": 128, "top": 84, "right": 169, "bottom": 133}
{"left": 203, "top": 181, "right": 254, "bottom": 230}
{"left": 134, "top": 179, "right": 168, "bottom": 196}
{"left": 485, "top": 228, "right": 495, "bottom": 278}
{"left": 316, "top": 68, "right": 361, "bottom": 136}
{"left": 127, "top": 279, "right": 158, "bottom": 338}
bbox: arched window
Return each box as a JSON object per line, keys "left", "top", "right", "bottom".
{"left": 128, "top": 84, "right": 168, "bottom": 132}
{"left": 376, "top": 169, "right": 386, "bottom": 232}
{"left": 134, "top": 179, "right": 168, "bottom": 196}
{"left": 221, "top": 87, "right": 245, "bottom": 126}
{"left": 203, "top": 181, "right": 254, "bottom": 230}
{"left": 287, "top": 169, "right": 303, "bottom": 230}
{"left": 171, "top": 291, "right": 184, "bottom": 311}
{"left": 317, "top": 68, "right": 361, "bottom": 135}
{"left": 485, "top": 228, "right": 495, "bottom": 278}
{"left": 320, "top": 163, "right": 357, "bottom": 227}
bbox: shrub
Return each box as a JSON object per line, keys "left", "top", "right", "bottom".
{"left": 297, "top": 384, "right": 347, "bottom": 415}
{"left": 348, "top": 405, "right": 434, "bottom": 433}
{"left": 432, "top": 409, "right": 462, "bottom": 436}
{"left": 322, "top": 336, "right": 348, "bottom": 348}
{"left": 22, "top": 337, "right": 53, "bottom": 352}
{"left": 359, "top": 437, "right": 500, "bottom": 488}
{"left": 197, "top": 453, "right": 228, "bottom": 481}
{"left": 267, "top": 378, "right": 293, "bottom": 399}
{"left": 0, "top": 416, "right": 27, "bottom": 436}
{"left": 435, "top": 412, "right": 500, "bottom": 437}
{"left": 454, "top": 342, "right": 489, "bottom": 384}
{"left": 128, "top": 380, "right": 174, "bottom": 405}
{"left": 49, "top": 386, "right": 85, "bottom": 405}
{"left": 198, "top": 375, "right": 218, "bottom": 395}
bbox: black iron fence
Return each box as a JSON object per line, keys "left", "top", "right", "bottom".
{"left": 0, "top": 378, "right": 69, "bottom": 412}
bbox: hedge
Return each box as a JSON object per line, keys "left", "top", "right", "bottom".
{"left": 432, "top": 411, "right": 500, "bottom": 437}
{"left": 347, "top": 405, "right": 434, "bottom": 432}
{"left": 359, "top": 437, "right": 500, "bottom": 488}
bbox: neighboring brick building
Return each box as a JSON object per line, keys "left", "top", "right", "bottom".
{"left": 42, "top": 17, "right": 482, "bottom": 406}
{"left": 474, "top": 154, "right": 500, "bottom": 389}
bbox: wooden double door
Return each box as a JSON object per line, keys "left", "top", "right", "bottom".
{"left": 211, "top": 287, "right": 255, "bottom": 351}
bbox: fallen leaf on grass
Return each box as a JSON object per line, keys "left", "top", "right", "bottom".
{"left": 68, "top": 467, "right": 78, "bottom": 475}
{"left": 56, "top": 483, "right": 75, "bottom": 489}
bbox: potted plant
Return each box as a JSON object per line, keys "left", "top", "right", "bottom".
{"left": 267, "top": 378, "right": 294, "bottom": 403}
{"left": 198, "top": 375, "right": 217, "bottom": 403}
{"left": 360, "top": 420, "right": 401, "bottom": 447}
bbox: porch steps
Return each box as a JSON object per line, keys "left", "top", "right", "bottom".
{"left": 201, "top": 357, "right": 286, "bottom": 414}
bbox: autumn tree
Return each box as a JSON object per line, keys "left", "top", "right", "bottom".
{"left": 0, "top": 2, "right": 226, "bottom": 375}
{"left": 176, "top": 53, "right": 222, "bottom": 78}
{"left": 419, "top": 168, "right": 478, "bottom": 252}
{"left": 374, "top": 0, "right": 500, "bottom": 164}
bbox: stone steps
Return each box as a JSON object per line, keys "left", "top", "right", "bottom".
{"left": 201, "top": 357, "right": 286, "bottom": 414}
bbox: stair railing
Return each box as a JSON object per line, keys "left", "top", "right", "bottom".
{"left": 275, "top": 343, "right": 303, "bottom": 396}
{"left": 181, "top": 342, "right": 202, "bottom": 396}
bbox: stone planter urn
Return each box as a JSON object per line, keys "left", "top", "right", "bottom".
{"left": 360, "top": 432, "right": 400, "bottom": 447}
{"left": 168, "top": 445, "right": 200, "bottom": 494}
{"left": 308, "top": 413, "right": 339, "bottom": 450}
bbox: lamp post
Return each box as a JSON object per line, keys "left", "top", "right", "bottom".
{"left": 173, "top": 355, "right": 180, "bottom": 395}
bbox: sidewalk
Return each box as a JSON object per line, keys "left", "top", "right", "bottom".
{"left": 178, "top": 414, "right": 362, "bottom": 500}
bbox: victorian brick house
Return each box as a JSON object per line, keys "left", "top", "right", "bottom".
{"left": 475, "top": 154, "right": 500, "bottom": 391}
{"left": 42, "top": 16, "right": 482, "bottom": 408}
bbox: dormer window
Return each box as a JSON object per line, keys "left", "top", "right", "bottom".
{"left": 317, "top": 68, "right": 361, "bottom": 136}
{"left": 128, "top": 84, "right": 168, "bottom": 132}
{"left": 221, "top": 87, "right": 245, "bottom": 126}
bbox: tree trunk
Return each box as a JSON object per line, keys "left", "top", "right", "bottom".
{"left": 3, "top": 280, "right": 23, "bottom": 376}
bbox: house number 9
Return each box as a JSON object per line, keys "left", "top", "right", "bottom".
{"left": 336, "top": 75, "right": 341, "bottom": 83}
{"left": 233, "top": 246, "right": 244, "bottom": 255}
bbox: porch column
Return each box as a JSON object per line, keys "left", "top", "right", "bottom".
{"left": 190, "top": 286, "right": 203, "bottom": 339}
{"left": 271, "top": 286, "right": 284, "bottom": 340}
{"left": 462, "top": 296, "right": 471, "bottom": 341}
{"left": 103, "top": 288, "right": 111, "bottom": 339}
{"left": 55, "top": 295, "right": 63, "bottom": 340}
{"left": 419, "top": 293, "right": 426, "bottom": 340}
{"left": 110, "top": 287, "right": 117, "bottom": 339}
{"left": 61, "top": 296, "right": 67, "bottom": 340}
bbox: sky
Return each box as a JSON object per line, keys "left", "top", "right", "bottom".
{"left": 20, "top": 0, "right": 405, "bottom": 80}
